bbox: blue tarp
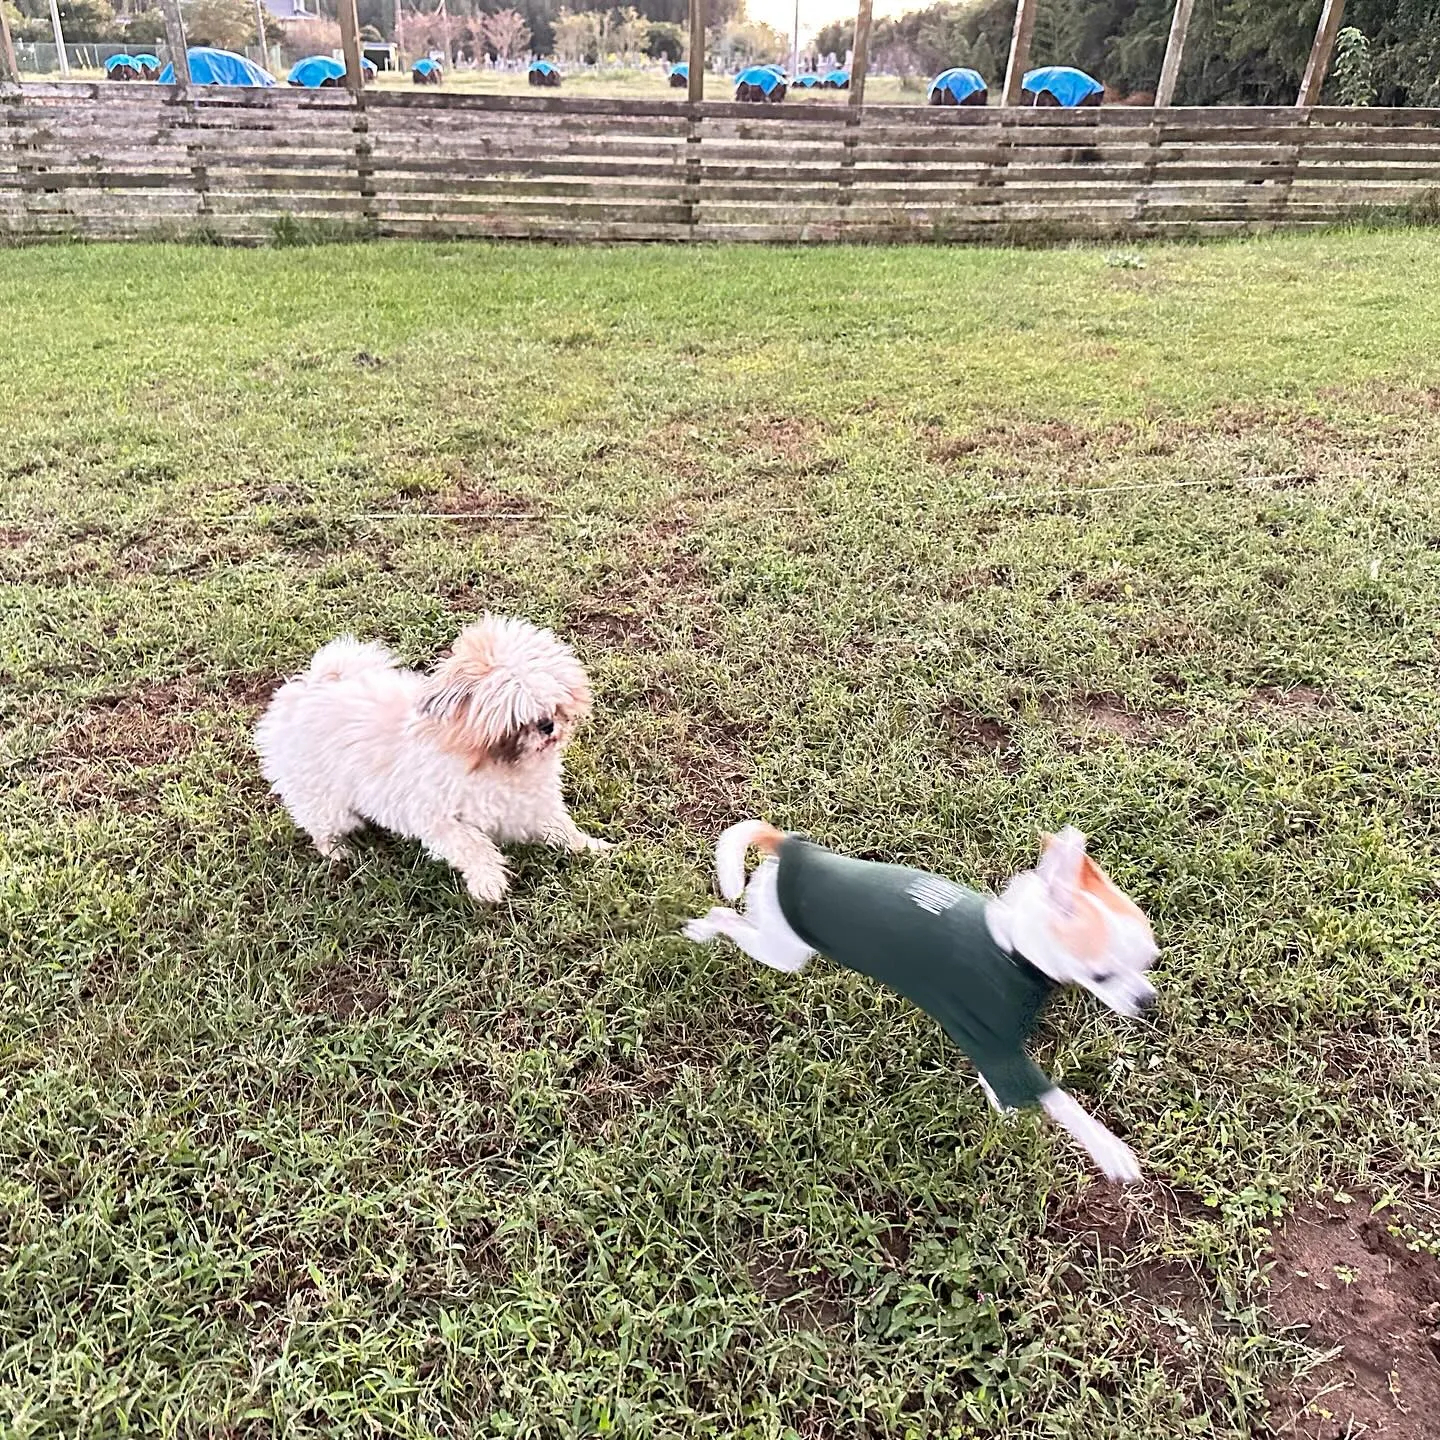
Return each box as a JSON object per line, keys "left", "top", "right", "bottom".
{"left": 1022, "top": 65, "right": 1103, "bottom": 106}
{"left": 793, "top": 73, "right": 822, "bottom": 88}
{"left": 104, "top": 54, "right": 137, "bottom": 74}
{"left": 735, "top": 65, "right": 784, "bottom": 96}
{"left": 928, "top": 67, "right": 986, "bottom": 103}
{"left": 670, "top": 62, "right": 688, "bottom": 79}
{"left": 823, "top": 68, "right": 849, "bottom": 86}
{"left": 158, "top": 48, "right": 277, "bottom": 86}
{"left": 133, "top": 53, "right": 160, "bottom": 71}
{"left": 413, "top": 57, "right": 441, "bottom": 77}
{"left": 529, "top": 60, "right": 558, "bottom": 76}
{"left": 288, "top": 55, "right": 345, "bottom": 87}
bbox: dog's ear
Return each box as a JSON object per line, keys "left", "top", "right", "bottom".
{"left": 1036, "top": 827, "right": 1087, "bottom": 915}
{"left": 418, "top": 626, "right": 526, "bottom": 764}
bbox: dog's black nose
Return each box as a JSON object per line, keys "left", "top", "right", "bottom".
{"left": 1136, "top": 992, "right": 1158, "bottom": 1016}
{"left": 537, "top": 718, "right": 555, "bottom": 736}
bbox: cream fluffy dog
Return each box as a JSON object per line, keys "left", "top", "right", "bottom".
{"left": 254, "top": 615, "right": 609, "bottom": 902}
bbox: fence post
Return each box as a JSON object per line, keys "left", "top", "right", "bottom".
{"left": 338, "top": 0, "right": 365, "bottom": 91}
{"left": 848, "top": 0, "right": 872, "bottom": 106}
{"left": 687, "top": 0, "right": 704, "bottom": 102}
{"left": 1155, "top": 0, "right": 1194, "bottom": 107}
{"left": 1297, "top": 0, "right": 1346, "bottom": 106}
{"left": 157, "top": 0, "right": 190, "bottom": 84}
{"left": 1001, "top": 0, "right": 1037, "bottom": 107}
{"left": 252, "top": 0, "right": 269, "bottom": 68}
{"left": 46, "top": 0, "right": 70, "bottom": 77}
{"left": 0, "top": 1, "right": 18, "bottom": 84}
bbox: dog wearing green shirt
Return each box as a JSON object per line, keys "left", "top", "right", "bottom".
{"left": 682, "top": 822, "right": 1158, "bottom": 1183}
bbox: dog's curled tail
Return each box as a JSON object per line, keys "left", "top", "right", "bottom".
{"left": 716, "top": 820, "right": 785, "bottom": 901}
{"left": 303, "top": 635, "right": 402, "bottom": 684}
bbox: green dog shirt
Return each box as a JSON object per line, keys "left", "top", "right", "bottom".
{"left": 774, "top": 836, "right": 1057, "bottom": 1109}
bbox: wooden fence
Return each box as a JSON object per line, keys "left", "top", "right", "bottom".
{"left": 4, "top": 84, "right": 1440, "bottom": 244}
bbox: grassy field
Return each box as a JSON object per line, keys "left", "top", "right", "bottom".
{"left": 24, "top": 67, "right": 923, "bottom": 103}
{"left": 371, "top": 68, "right": 921, "bottom": 103}
{"left": 1, "top": 230, "right": 1439, "bottom": 1439}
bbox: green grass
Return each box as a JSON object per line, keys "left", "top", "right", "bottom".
{"left": 1, "top": 231, "right": 1438, "bottom": 1439}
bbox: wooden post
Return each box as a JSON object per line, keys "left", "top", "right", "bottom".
{"left": 1001, "top": 0, "right": 1038, "bottom": 107}
{"left": 686, "top": 0, "right": 703, "bottom": 102}
{"left": 47, "top": 0, "right": 70, "bottom": 77}
{"left": 1155, "top": 0, "right": 1194, "bottom": 107}
{"left": 848, "top": 0, "right": 872, "bottom": 106}
{"left": 1297, "top": 0, "right": 1346, "bottom": 107}
{"left": 253, "top": 0, "right": 269, "bottom": 71}
{"left": 436, "top": 0, "right": 452, "bottom": 70}
{"left": 0, "top": 0, "right": 19, "bottom": 84}
{"left": 158, "top": 0, "right": 190, "bottom": 84}
{"left": 337, "top": 0, "right": 364, "bottom": 92}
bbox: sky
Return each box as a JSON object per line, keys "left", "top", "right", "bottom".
{"left": 744, "top": 0, "right": 920, "bottom": 49}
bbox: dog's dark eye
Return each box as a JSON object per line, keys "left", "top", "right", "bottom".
{"left": 536, "top": 717, "right": 555, "bottom": 736}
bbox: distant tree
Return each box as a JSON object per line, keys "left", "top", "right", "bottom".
{"left": 552, "top": 6, "right": 596, "bottom": 62}
{"left": 481, "top": 5, "right": 529, "bottom": 58}
{"left": 182, "top": 0, "right": 257, "bottom": 49}
{"left": 17, "top": 0, "right": 118, "bottom": 41}
{"left": 644, "top": 17, "right": 682, "bottom": 60}
{"left": 612, "top": 4, "right": 648, "bottom": 60}
{"left": 286, "top": 15, "right": 343, "bottom": 54}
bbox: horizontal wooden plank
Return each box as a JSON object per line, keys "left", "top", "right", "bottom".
{"left": 7, "top": 85, "right": 1440, "bottom": 244}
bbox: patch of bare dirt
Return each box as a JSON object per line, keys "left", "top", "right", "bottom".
{"left": 0, "top": 526, "right": 28, "bottom": 548}
{"left": 418, "top": 486, "right": 545, "bottom": 520}
{"left": 1044, "top": 692, "right": 1187, "bottom": 746}
{"left": 1266, "top": 1196, "right": 1440, "bottom": 1440}
{"left": 924, "top": 417, "right": 1136, "bottom": 466}
{"left": 569, "top": 1057, "right": 684, "bottom": 1138}
{"left": 944, "top": 563, "right": 1016, "bottom": 598}
{"left": 1251, "top": 685, "right": 1336, "bottom": 715}
{"left": 739, "top": 414, "right": 830, "bottom": 470}
{"left": 300, "top": 963, "right": 392, "bottom": 1022}
{"left": 748, "top": 1242, "right": 850, "bottom": 1333}
{"left": 1317, "top": 381, "right": 1440, "bottom": 418}
{"left": 35, "top": 672, "right": 278, "bottom": 807}
{"left": 671, "top": 711, "right": 755, "bottom": 833}
{"left": 1048, "top": 1186, "right": 1217, "bottom": 1388}
{"left": 941, "top": 704, "right": 1019, "bottom": 772}
{"left": 566, "top": 515, "right": 722, "bottom": 654}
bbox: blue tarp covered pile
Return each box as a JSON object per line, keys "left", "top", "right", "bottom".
{"left": 735, "top": 64, "right": 785, "bottom": 102}
{"left": 158, "top": 48, "right": 277, "bottom": 86}
{"left": 1022, "top": 65, "right": 1104, "bottom": 107}
{"left": 822, "top": 68, "right": 848, "bottom": 89}
{"left": 528, "top": 59, "right": 561, "bottom": 87}
{"left": 928, "top": 67, "right": 987, "bottom": 106}
{"left": 669, "top": 61, "right": 688, "bottom": 88}
{"left": 288, "top": 55, "right": 345, "bottom": 87}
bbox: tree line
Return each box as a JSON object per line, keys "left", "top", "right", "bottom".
{"left": 2, "top": 0, "right": 770, "bottom": 63}
{"left": 814, "top": 0, "right": 1440, "bottom": 106}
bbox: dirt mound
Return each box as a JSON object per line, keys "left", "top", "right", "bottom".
{"left": 1267, "top": 1196, "right": 1440, "bottom": 1439}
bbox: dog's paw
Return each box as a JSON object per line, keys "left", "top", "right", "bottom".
{"left": 580, "top": 835, "right": 614, "bottom": 853}
{"left": 314, "top": 837, "right": 353, "bottom": 864}
{"left": 682, "top": 916, "right": 720, "bottom": 944}
{"left": 465, "top": 871, "right": 509, "bottom": 905}
{"left": 1089, "top": 1133, "right": 1143, "bottom": 1185}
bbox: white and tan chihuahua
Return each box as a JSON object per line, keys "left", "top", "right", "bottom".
{"left": 683, "top": 823, "right": 1159, "bottom": 1183}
